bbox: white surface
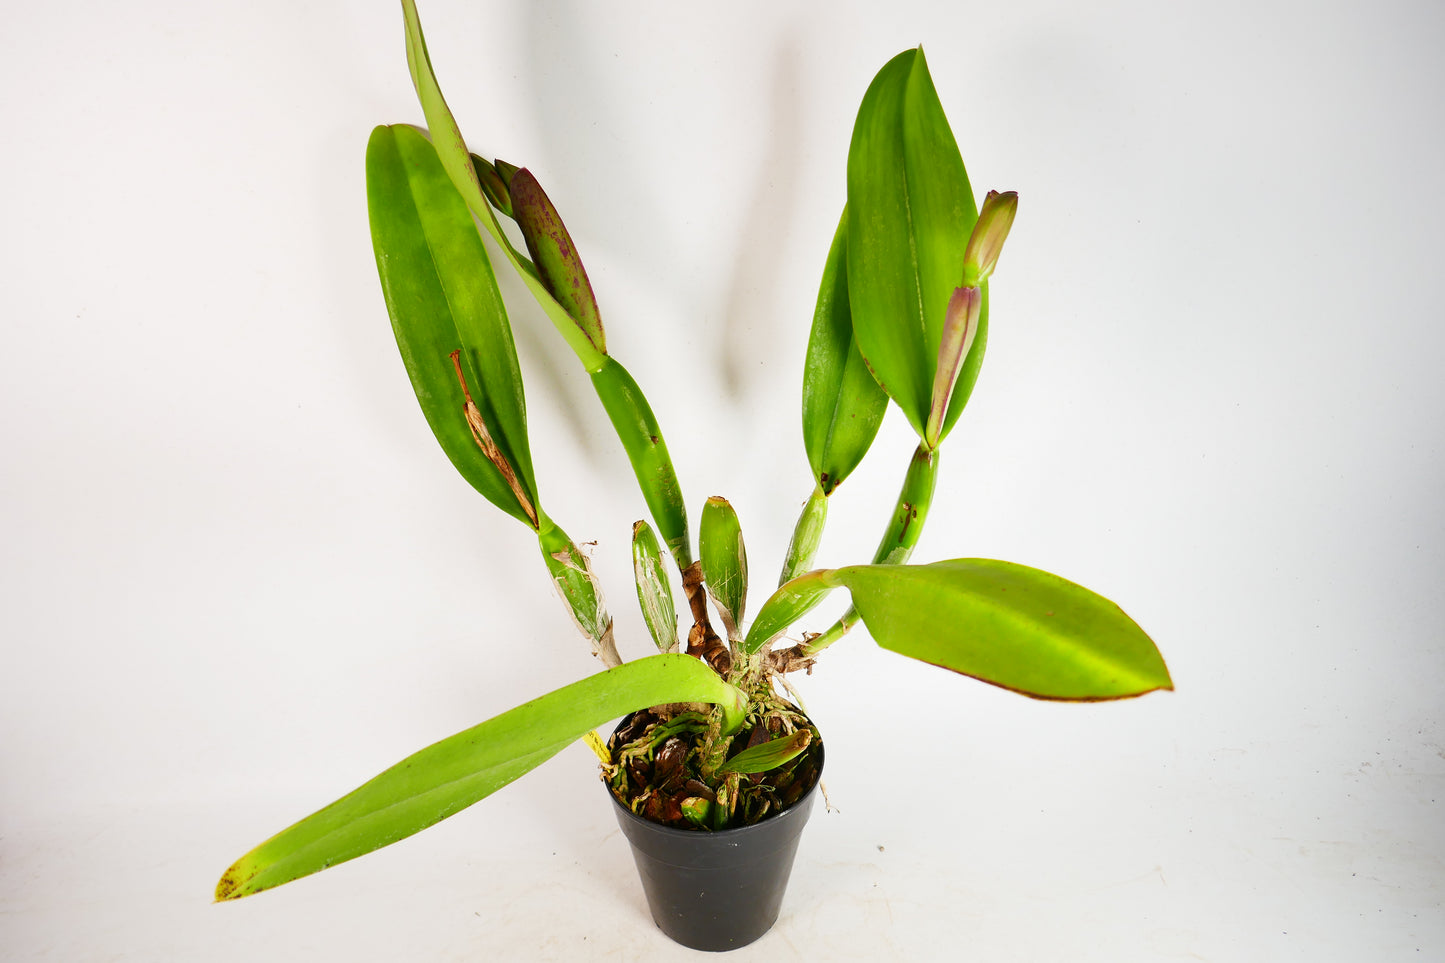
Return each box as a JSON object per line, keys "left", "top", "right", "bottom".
{"left": 2, "top": 0, "right": 1442, "bottom": 959}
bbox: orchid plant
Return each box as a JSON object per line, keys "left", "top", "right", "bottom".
{"left": 216, "top": 1, "right": 1171, "bottom": 902}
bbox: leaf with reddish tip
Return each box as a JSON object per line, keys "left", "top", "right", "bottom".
{"left": 746, "top": 558, "right": 1171, "bottom": 701}
{"left": 835, "top": 559, "right": 1172, "bottom": 701}
{"left": 510, "top": 168, "right": 606, "bottom": 354}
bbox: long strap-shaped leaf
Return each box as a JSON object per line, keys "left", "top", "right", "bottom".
{"left": 590, "top": 356, "right": 692, "bottom": 567}
{"left": 367, "top": 123, "right": 539, "bottom": 526}
{"left": 400, "top": 0, "right": 607, "bottom": 372}
{"left": 216, "top": 655, "right": 746, "bottom": 901}
{"left": 746, "top": 559, "right": 1171, "bottom": 701}
{"left": 399, "top": 2, "right": 696, "bottom": 572}
{"left": 846, "top": 48, "right": 987, "bottom": 444}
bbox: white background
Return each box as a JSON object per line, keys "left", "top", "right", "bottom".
{"left": 3, "top": 1, "right": 1442, "bottom": 959}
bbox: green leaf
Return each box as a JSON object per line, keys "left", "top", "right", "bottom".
{"left": 743, "top": 568, "right": 837, "bottom": 655}
{"left": 717, "top": 730, "right": 813, "bottom": 775}
{"left": 215, "top": 655, "right": 746, "bottom": 901}
{"left": 399, "top": 0, "right": 607, "bottom": 371}
{"left": 400, "top": 2, "right": 695, "bottom": 568}
{"left": 366, "top": 124, "right": 539, "bottom": 527}
{"left": 802, "top": 208, "right": 887, "bottom": 494}
{"left": 590, "top": 357, "right": 692, "bottom": 568}
{"left": 778, "top": 484, "right": 828, "bottom": 587}
{"left": 509, "top": 167, "right": 607, "bottom": 354}
{"left": 846, "top": 48, "right": 986, "bottom": 443}
{"left": 747, "top": 558, "right": 1170, "bottom": 700}
{"left": 632, "top": 520, "right": 679, "bottom": 653}
{"left": 699, "top": 496, "right": 748, "bottom": 641}
{"left": 834, "top": 559, "right": 1172, "bottom": 700}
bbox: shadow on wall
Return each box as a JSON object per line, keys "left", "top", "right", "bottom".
{"left": 717, "top": 38, "right": 804, "bottom": 402}
{"left": 519, "top": 3, "right": 806, "bottom": 410}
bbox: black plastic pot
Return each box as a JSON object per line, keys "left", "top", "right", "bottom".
{"left": 609, "top": 735, "right": 823, "bottom": 952}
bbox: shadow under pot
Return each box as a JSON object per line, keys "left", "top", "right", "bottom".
{"left": 607, "top": 712, "right": 824, "bottom": 952}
